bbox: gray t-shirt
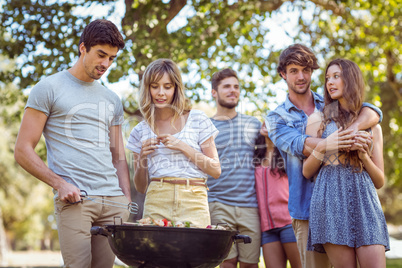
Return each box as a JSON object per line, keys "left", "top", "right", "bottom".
{"left": 26, "top": 70, "right": 124, "bottom": 196}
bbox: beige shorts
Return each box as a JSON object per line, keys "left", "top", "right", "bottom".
{"left": 144, "top": 178, "right": 210, "bottom": 228}
{"left": 209, "top": 201, "right": 261, "bottom": 264}
{"left": 54, "top": 195, "right": 129, "bottom": 268}
{"left": 292, "top": 218, "right": 332, "bottom": 268}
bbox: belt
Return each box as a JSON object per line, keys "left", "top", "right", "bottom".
{"left": 151, "top": 178, "right": 207, "bottom": 187}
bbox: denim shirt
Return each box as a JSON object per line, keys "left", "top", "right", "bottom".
{"left": 266, "top": 91, "right": 383, "bottom": 220}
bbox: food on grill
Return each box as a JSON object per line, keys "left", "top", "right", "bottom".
{"left": 133, "top": 217, "right": 227, "bottom": 230}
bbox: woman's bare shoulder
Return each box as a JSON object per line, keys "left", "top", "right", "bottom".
{"left": 306, "top": 112, "right": 323, "bottom": 137}
{"left": 308, "top": 111, "right": 323, "bottom": 124}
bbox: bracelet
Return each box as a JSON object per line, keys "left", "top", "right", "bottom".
{"left": 312, "top": 150, "right": 324, "bottom": 162}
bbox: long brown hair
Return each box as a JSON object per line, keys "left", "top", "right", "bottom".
{"left": 320, "top": 58, "right": 365, "bottom": 171}
{"left": 253, "top": 133, "right": 286, "bottom": 177}
{"left": 139, "top": 59, "right": 191, "bottom": 133}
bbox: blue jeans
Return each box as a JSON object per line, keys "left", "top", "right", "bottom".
{"left": 261, "top": 224, "right": 296, "bottom": 245}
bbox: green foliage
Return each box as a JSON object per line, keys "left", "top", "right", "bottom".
{"left": 0, "top": 86, "right": 56, "bottom": 250}
{"left": 0, "top": 0, "right": 92, "bottom": 89}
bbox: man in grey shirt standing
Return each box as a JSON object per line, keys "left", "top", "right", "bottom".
{"left": 14, "top": 19, "right": 131, "bottom": 268}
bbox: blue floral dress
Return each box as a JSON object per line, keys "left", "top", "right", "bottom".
{"left": 307, "top": 121, "right": 390, "bottom": 253}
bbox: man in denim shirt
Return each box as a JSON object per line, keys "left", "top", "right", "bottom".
{"left": 266, "top": 44, "right": 382, "bottom": 268}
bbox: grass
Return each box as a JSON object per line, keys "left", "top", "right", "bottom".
{"left": 114, "top": 258, "right": 402, "bottom": 267}
{"left": 115, "top": 259, "right": 402, "bottom": 268}
{"left": 257, "top": 259, "right": 402, "bottom": 268}
{"left": 386, "top": 258, "right": 402, "bottom": 268}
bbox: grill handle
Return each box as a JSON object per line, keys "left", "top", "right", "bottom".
{"left": 90, "top": 226, "right": 111, "bottom": 237}
{"left": 234, "top": 234, "right": 252, "bottom": 244}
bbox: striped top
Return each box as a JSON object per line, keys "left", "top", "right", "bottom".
{"left": 207, "top": 113, "right": 261, "bottom": 207}
{"left": 126, "top": 109, "right": 218, "bottom": 179}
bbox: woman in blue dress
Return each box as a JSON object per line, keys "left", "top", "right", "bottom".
{"left": 303, "top": 58, "right": 389, "bottom": 268}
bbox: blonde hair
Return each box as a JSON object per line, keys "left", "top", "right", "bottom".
{"left": 139, "top": 59, "right": 191, "bottom": 133}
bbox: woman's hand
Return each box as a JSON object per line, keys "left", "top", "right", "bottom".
{"left": 348, "top": 130, "right": 372, "bottom": 152}
{"left": 316, "top": 127, "right": 355, "bottom": 153}
{"left": 140, "top": 138, "right": 160, "bottom": 157}
{"left": 157, "top": 134, "right": 183, "bottom": 151}
{"left": 354, "top": 131, "right": 373, "bottom": 160}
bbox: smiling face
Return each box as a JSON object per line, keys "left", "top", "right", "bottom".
{"left": 281, "top": 64, "right": 312, "bottom": 96}
{"left": 80, "top": 43, "right": 118, "bottom": 82}
{"left": 150, "top": 72, "right": 175, "bottom": 109}
{"left": 212, "top": 76, "right": 240, "bottom": 109}
{"left": 325, "top": 64, "right": 345, "bottom": 105}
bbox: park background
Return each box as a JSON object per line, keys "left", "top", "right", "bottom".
{"left": 0, "top": 0, "right": 401, "bottom": 266}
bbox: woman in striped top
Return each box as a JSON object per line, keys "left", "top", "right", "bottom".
{"left": 127, "top": 59, "right": 221, "bottom": 228}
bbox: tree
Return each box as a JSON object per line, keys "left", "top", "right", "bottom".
{"left": 0, "top": 55, "right": 58, "bottom": 255}
{"left": 0, "top": 0, "right": 352, "bottom": 108}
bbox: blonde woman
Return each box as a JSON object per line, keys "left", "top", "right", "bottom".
{"left": 127, "top": 59, "right": 221, "bottom": 227}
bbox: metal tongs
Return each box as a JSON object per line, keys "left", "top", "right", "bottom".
{"left": 72, "top": 190, "right": 138, "bottom": 214}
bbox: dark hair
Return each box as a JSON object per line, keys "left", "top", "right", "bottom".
{"left": 320, "top": 58, "right": 365, "bottom": 172}
{"left": 253, "top": 133, "right": 286, "bottom": 177}
{"left": 211, "top": 68, "right": 238, "bottom": 91}
{"left": 277, "top": 43, "right": 319, "bottom": 79}
{"left": 322, "top": 58, "right": 365, "bottom": 127}
{"left": 78, "top": 19, "right": 125, "bottom": 57}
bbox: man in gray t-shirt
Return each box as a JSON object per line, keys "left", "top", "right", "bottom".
{"left": 14, "top": 19, "right": 131, "bottom": 268}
